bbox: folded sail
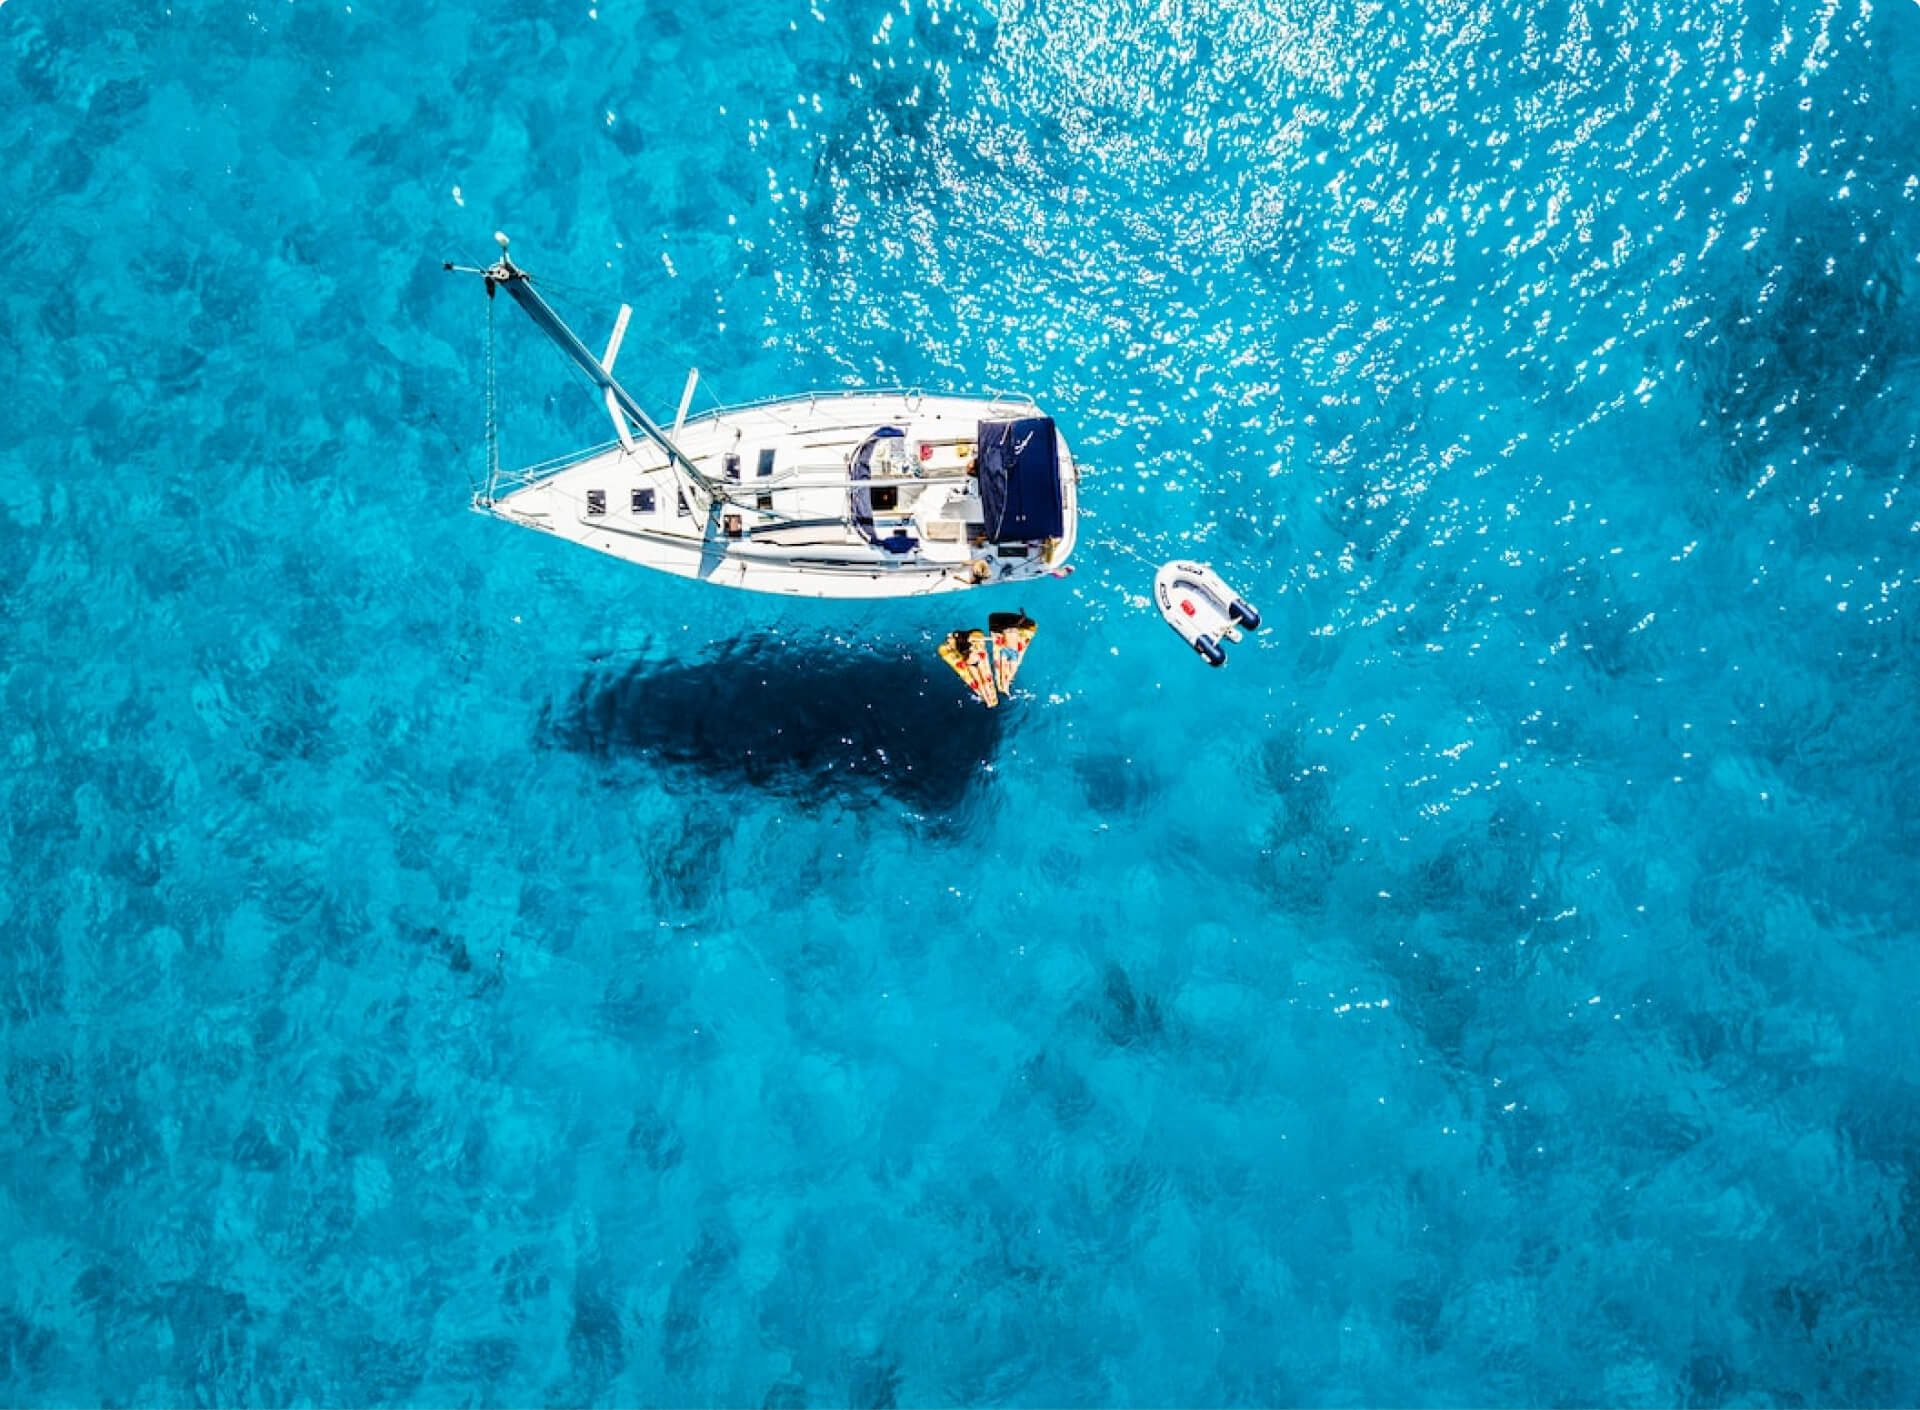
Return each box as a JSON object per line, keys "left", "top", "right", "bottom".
{"left": 977, "top": 417, "right": 1064, "bottom": 543}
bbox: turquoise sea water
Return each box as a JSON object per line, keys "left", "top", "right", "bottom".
{"left": 5, "top": 0, "right": 1920, "bottom": 1403}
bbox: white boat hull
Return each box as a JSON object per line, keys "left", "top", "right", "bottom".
{"left": 478, "top": 390, "right": 1079, "bottom": 601}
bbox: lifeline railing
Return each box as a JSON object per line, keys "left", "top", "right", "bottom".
{"left": 476, "top": 386, "right": 1041, "bottom": 504}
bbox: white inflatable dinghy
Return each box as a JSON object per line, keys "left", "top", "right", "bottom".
{"left": 1154, "top": 560, "right": 1261, "bottom": 667}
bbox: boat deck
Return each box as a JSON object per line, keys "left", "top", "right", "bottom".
{"left": 481, "top": 391, "right": 1079, "bottom": 599}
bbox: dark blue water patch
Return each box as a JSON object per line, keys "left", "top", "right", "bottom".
{"left": 346, "top": 117, "right": 428, "bottom": 179}
{"left": 230, "top": 1117, "right": 291, "bottom": 1174}
{"left": 434, "top": 1334, "right": 519, "bottom": 1396}
{"left": 646, "top": 802, "right": 737, "bottom": 917}
{"left": 1680, "top": 1349, "right": 1747, "bottom": 1409}
{"left": 1013, "top": 1049, "right": 1096, "bottom": 1127}
{"left": 1086, "top": 961, "right": 1167, "bottom": 1051}
{"left": 250, "top": 854, "right": 328, "bottom": 937}
{"left": 513, "top": 871, "right": 597, "bottom": 957}
{"left": 493, "top": 1244, "right": 555, "bottom": 1323}
{"left": 662, "top": 1224, "right": 740, "bottom": 1378}
{"left": 1835, "top": 1079, "right": 1920, "bottom": 1228}
{"left": 85, "top": 1085, "right": 161, "bottom": 1197}
{"left": 754, "top": 1214, "right": 840, "bottom": 1376}
{"left": 391, "top": 918, "right": 476, "bottom": 976}
{"left": 34, "top": 284, "right": 78, "bottom": 345}
{"left": 1412, "top": 804, "right": 1545, "bottom": 946}
{"left": 0, "top": 1305, "right": 59, "bottom": 1398}
{"left": 1368, "top": 940, "right": 1489, "bottom": 1074}
{"left": 379, "top": 1084, "right": 454, "bottom": 1174}
{"left": 78, "top": 75, "right": 149, "bottom": 147}
{"left": 324, "top": 1053, "right": 393, "bottom": 1163}
{"left": 565, "top": 1262, "right": 629, "bottom": 1393}
{"left": 106, "top": 833, "right": 172, "bottom": 899}
{"left": 2, "top": 923, "right": 67, "bottom": 1026}
{"left": 626, "top": 1104, "right": 685, "bottom": 1173}
{"left": 549, "top": 635, "right": 1003, "bottom": 814}
{"left": 158, "top": 1278, "right": 258, "bottom": 1395}
{"left": 72, "top": 1260, "right": 135, "bottom": 1348}
{"left": 1771, "top": 1282, "right": 1827, "bottom": 1341}
{"left": 1253, "top": 824, "right": 1349, "bottom": 918}
{"left": 1695, "top": 220, "right": 1913, "bottom": 484}
{"left": 1685, "top": 31, "right": 1918, "bottom": 490}
{"left": 350, "top": 1333, "right": 427, "bottom": 1405}
{"left": 1515, "top": 559, "right": 1669, "bottom": 683}
{"left": 846, "top": 1352, "right": 901, "bottom": 1409}
{"left": 189, "top": 649, "right": 341, "bottom": 772}
{"left": 1250, "top": 734, "right": 1350, "bottom": 917}
{"left": 7, "top": 1051, "right": 80, "bottom": 1133}
{"left": 1072, "top": 750, "right": 1162, "bottom": 819}
{"left": 5, "top": 762, "right": 84, "bottom": 870}
{"left": 802, "top": 0, "right": 995, "bottom": 190}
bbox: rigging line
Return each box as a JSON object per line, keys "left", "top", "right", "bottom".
{"left": 527, "top": 269, "right": 629, "bottom": 306}
{"left": 534, "top": 275, "right": 739, "bottom": 433}
{"left": 1091, "top": 531, "right": 1160, "bottom": 568}
{"left": 528, "top": 336, "right": 741, "bottom": 508}
{"left": 565, "top": 292, "right": 733, "bottom": 432}
{"left": 690, "top": 370, "right": 730, "bottom": 416}
{"left": 424, "top": 410, "right": 480, "bottom": 499}
{"left": 485, "top": 288, "right": 500, "bottom": 498}
{"left": 520, "top": 278, "right": 745, "bottom": 510}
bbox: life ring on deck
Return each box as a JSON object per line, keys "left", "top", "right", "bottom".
{"left": 1153, "top": 560, "right": 1261, "bottom": 667}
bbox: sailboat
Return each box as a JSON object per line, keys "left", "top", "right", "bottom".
{"left": 451, "top": 234, "right": 1080, "bottom": 600}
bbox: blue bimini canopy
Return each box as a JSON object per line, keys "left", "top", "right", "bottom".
{"left": 977, "top": 417, "right": 1064, "bottom": 544}
{"left": 848, "top": 427, "right": 904, "bottom": 544}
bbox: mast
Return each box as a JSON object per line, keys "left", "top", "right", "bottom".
{"left": 469, "top": 233, "right": 724, "bottom": 503}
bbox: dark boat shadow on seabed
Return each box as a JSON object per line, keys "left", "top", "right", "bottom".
{"left": 543, "top": 633, "right": 1004, "bottom": 813}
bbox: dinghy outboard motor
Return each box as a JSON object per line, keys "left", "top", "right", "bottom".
{"left": 1154, "top": 560, "right": 1261, "bottom": 667}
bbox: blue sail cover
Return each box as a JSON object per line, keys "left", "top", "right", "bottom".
{"left": 977, "top": 417, "right": 1063, "bottom": 543}
{"left": 848, "top": 427, "right": 904, "bottom": 544}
